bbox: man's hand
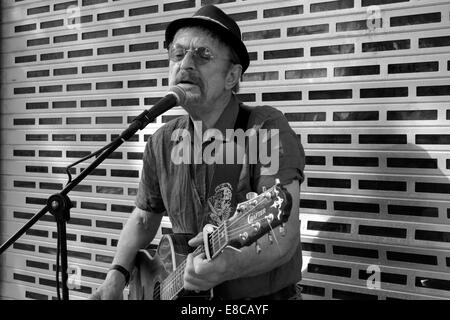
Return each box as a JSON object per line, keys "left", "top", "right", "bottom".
{"left": 89, "top": 208, "right": 162, "bottom": 299}
{"left": 182, "top": 180, "right": 300, "bottom": 292}
{"left": 183, "top": 232, "right": 230, "bottom": 292}
{"left": 187, "top": 232, "right": 203, "bottom": 247}
{"left": 89, "top": 270, "right": 126, "bottom": 300}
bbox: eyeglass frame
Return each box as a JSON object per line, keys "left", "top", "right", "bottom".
{"left": 167, "top": 44, "right": 236, "bottom": 65}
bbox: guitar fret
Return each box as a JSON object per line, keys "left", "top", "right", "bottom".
{"left": 210, "top": 229, "right": 217, "bottom": 257}
{"left": 209, "top": 223, "right": 229, "bottom": 258}
{"left": 176, "top": 268, "right": 183, "bottom": 297}
{"left": 217, "top": 227, "right": 221, "bottom": 253}
{"left": 223, "top": 221, "right": 229, "bottom": 246}
{"left": 217, "top": 225, "right": 222, "bottom": 252}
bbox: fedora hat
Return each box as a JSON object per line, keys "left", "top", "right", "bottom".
{"left": 165, "top": 5, "right": 250, "bottom": 73}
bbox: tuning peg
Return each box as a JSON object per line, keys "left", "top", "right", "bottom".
{"left": 275, "top": 178, "right": 281, "bottom": 185}
{"left": 268, "top": 232, "right": 273, "bottom": 244}
{"left": 255, "top": 241, "right": 262, "bottom": 254}
{"left": 237, "top": 204, "right": 247, "bottom": 213}
{"left": 246, "top": 192, "right": 258, "bottom": 200}
{"left": 252, "top": 222, "right": 261, "bottom": 232}
{"left": 279, "top": 223, "right": 286, "bottom": 236}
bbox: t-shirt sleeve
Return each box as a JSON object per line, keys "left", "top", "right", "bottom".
{"left": 252, "top": 110, "right": 305, "bottom": 193}
{"left": 134, "top": 135, "right": 166, "bottom": 214}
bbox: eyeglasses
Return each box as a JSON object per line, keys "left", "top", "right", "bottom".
{"left": 168, "top": 45, "right": 230, "bottom": 65}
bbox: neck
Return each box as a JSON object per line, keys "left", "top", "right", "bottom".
{"left": 190, "top": 92, "right": 232, "bottom": 131}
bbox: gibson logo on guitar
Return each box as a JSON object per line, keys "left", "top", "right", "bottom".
{"left": 128, "top": 179, "right": 292, "bottom": 300}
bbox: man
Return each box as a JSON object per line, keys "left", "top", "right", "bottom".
{"left": 91, "top": 4, "right": 305, "bottom": 300}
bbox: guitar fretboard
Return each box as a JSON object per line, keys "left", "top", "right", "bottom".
{"left": 160, "top": 245, "right": 203, "bottom": 300}
{"left": 209, "top": 223, "right": 229, "bottom": 259}
{"left": 159, "top": 223, "right": 228, "bottom": 300}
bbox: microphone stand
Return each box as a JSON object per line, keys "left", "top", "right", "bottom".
{"left": 0, "top": 94, "right": 178, "bottom": 300}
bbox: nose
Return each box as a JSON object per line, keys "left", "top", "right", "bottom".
{"left": 179, "top": 50, "right": 196, "bottom": 70}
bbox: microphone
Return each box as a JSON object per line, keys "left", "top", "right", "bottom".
{"left": 119, "top": 85, "right": 187, "bottom": 140}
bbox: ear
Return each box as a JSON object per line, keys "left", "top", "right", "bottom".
{"left": 225, "top": 64, "right": 242, "bottom": 91}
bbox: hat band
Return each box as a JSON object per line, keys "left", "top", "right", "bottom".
{"left": 192, "top": 15, "right": 232, "bottom": 34}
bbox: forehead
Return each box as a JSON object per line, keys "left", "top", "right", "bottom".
{"left": 172, "top": 27, "right": 224, "bottom": 49}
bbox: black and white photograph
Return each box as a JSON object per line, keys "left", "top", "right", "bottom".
{"left": 0, "top": 0, "right": 449, "bottom": 309}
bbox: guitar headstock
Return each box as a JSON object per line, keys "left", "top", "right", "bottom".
{"left": 225, "top": 179, "right": 292, "bottom": 250}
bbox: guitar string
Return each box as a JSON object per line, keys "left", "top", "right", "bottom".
{"left": 209, "top": 207, "right": 285, "bottom": 258}
{"left": 154, "top": 189, "right": 287, "bottom": 299}
{"left": 155, "top": 228, "right": 221, "bottom": 299}
{"left": 155, "top": 245, "right": 204, "bottom": 299}
{"left": 209, "top": 187, "right": 286, "bottom": 250}
{"left": 155, "top": 206, "right": 285, "bottom": 299}
{"left": 158, "top": 187, "right": 281, "bottom": 297}
{"left": 157, "top": 186, "right": 288, "bottom": 298}
{"left": 154, "top": 211, "right": 286, "bottom": 299}
{"left": 225, "top": 186, "right": 281, "bottom": 230}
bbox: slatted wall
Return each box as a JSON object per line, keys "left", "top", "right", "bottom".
{"left": 1, "top": 0, "right": 449, "bottom": 300}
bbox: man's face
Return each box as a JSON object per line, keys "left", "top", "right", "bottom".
{"left": 168, "top": 27, "right": 233, "bottom": 113}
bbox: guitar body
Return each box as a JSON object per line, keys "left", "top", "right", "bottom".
{"left": 128, "top": 233, "right": 211, "bottom": 300}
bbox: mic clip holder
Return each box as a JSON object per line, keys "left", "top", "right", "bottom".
{"left": 47, "top": 193, "right": 72, "bottom": 223}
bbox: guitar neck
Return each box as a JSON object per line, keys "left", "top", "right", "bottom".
{"left": 160, "top": 224, "right": 228, "bottom": 300}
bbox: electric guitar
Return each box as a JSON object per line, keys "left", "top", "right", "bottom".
{"left": 128, "top": 179, "right": 292, "bottom": 300}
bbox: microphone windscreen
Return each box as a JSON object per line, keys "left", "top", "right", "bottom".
{"left": 168, "top": 85, "right": 187, "bottom": 105}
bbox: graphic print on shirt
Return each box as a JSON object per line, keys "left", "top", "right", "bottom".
{"left": 207, "top": 182, "right": 233, "bottom": 225}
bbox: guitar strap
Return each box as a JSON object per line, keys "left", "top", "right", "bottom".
{"left": 205, "top": 104, "right": 251, "bottom": 226}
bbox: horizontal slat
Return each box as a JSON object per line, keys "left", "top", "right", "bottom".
{"left": 301, "top": 256, "right": 450, "bottom": 298}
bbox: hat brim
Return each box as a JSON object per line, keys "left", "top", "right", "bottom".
{"left": 165, "top": 17, "right": 250, "bottom": 73}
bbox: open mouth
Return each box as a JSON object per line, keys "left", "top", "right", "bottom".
{"left": 179, "top": 80, "right": 196, "bottom": 85}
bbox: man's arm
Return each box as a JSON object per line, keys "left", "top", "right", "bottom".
{"left": 90, "top": 207, "right": 163, "bottom": 299}
{"left": 183, "top": 179, "right": 300, "bottom": 291}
